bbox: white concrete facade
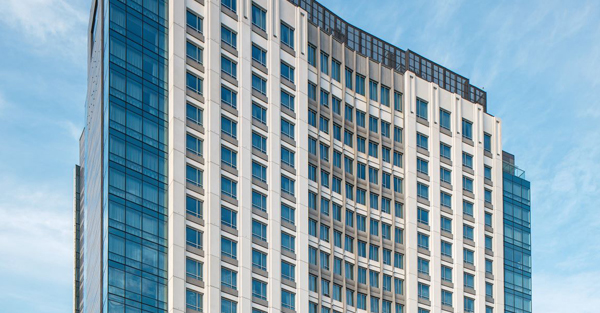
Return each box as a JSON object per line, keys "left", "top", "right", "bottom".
{"left": 167, "top": 1, "right": 504, "bottom": 313}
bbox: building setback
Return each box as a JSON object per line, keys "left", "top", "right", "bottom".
{"left": 74, "top": 1, "right": 531, "bottom": 313}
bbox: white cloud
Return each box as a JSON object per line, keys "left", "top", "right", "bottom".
{"left": 534, "top": 270, "right": 600, "bottom": 313}
{"left": 0, "top": 0, "right": 88, "bottom": 59}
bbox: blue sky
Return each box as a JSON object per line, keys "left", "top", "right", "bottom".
{"left": 0, "top": 0, "right": 598, "bottom": 312}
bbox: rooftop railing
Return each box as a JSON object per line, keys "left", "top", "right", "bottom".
{"left": 288, "top": 0, "right": 487, "bottom": 111}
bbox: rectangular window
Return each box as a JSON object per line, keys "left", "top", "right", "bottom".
{"left": 252, "top": 102, "right": 267, "bottom": 125}
{"left": 252, "top": 190, "right": 267, "bottom": 212}
{"left": 222, "top": 0, "right": 237, "bottom": 12}
{"left": 320, "top": 51, "right": 329, "bottom": 75}
{"left": 441, "top": 240, "right": 452, "bottom": 257}
{"left": 368, "top": 141, "right": 378, "bottom": 158}
{"left": 418, "top": 283, "right": 430, "bottom": 300}
{"left": 186, "top": 226, "right": 203, "bottom": 249}
{"left": 416, "top": 98, "right": 428, "bottom": 120}
{"left": 417, "top": 208, "right": 429, "bottom": 225}
{"left": 252, "top": 219, "right": 267, "bottom": 241}
{"left": 357, "top": 136, "right": 366, "bottom": 153}
{"left": 418, "top": 258, "right": 429, "bottom": 275}
{"left": 381, "top": 86, "right": 390, "bottom": 106}
{"left": 186, "top": 165, "right": 203, "bottom": 187}
{"left": 251, "top": 4, "right": 266, "bottom": 30}
{"left": 251, "top": 73, "right": 267, "bottom": 95}
{"left": 319, "top": 116, "right": 329, "bottom": 133}
{"left": 441, "top": 167, "right": 452, "bottom": 184}
{"left": 333, "top": 124, "right": 342, "bottom": 141}
{"left": 442, "top": 290, "right": 453, "bottom": 307}
{"left": 187, "top": 133, "right": 203, "bottom": 157}
{"left": 331, "top": 59, "right": 341, "bottom": 81}
{"left": 281, "top": 147, "right": 295, "bottom": 168}
{"left": 464, "top": 273, "right": 475, "bottom": 288}
{"left": 463, "top": 200, "right": 474, "bottom": 216}
{"left": 281, "top": 119, "right": 295, "bottom": 139}
{"left": 369, "top": 80, "right": 378, "bottom": 101}
{"left": 355, "top": 74, "right": 365, "bottom": 95}
{"left": 252, "top": 44, "right": 267, "bottom": 66}
{"left": 281, "top": 62, "right": 295, "bottom": 83}
{"left": 441, "top": 265, "right": 452, "bottom": 282}
{"left": 187, "top": 10, "right": 203, "bottom": 33}
{"left": 221, "top": 85, "right": 237, "bottom": 108}
{"left": 280, "top": 23, "right": 294, "bottom": 49}
{"left": 441, "top": 216, "right": 452, "bottom": 233}
{"left": 187, "top": 103, "right": 203, "bottom": 126}
{"left": 464, "top": 249, "right": 474, "bottom": 265}
{"left": 252, "top": 279, "right": 267, "bottom": 300}
{"left": 417, "top": 232, "right": 429, "bottom": 250}
{"left": 221, "top": 26, "right": 237, "bottom": 49}
{"left": 462, "top": 119, "right": 473, "bottom": 140}
{"left": 221, "top": 237, "right": 237, "bottom": 259}
{"left": 252, "top": 132, "right": 267, "bottom": 153}
{"left": 416, "top": 133, "right": 428, "bottom": 150}
{"left": 307, "top": 44, "right": 316, "bottom": 66}
{"left": 440, "top": 143, "right": 451, "bottom": 159}
{"left": 381, "top": 121, "right": 390, "bottom": 138}
{"left": 281, "top": 175, "right": 295, "bottom": 196}
{"left": 462, "top": 152, "right": 473, "bottom": 169}
{"left": 440, "top": 109, "right": 451, "bottom": 130}
{"left": 252, "top": 161, "right": 267, "bottom": 183}
{"left": 393, "top": 152, "right": 403, "bottom": 167}
{"left": 186, "top": 41, "right": 203, "bottom": 64}
{"left": 187, "top": 72, "right": 203, "bottom": 94}
{"left": 280, "top": 90, "right": 295, "bottom": 112}
{"left": 281, "top": 232, "right": 295, "bottom": 253}
{"left": 332, "top": 97, "right": 341, "bottom": 115}
{"left": 485, "top": 189, "right": 493, "bottom": 203}
{"left": 484, "top": 133, "right": 492, "bottom": 152}
{"left": 221, "top": 56, "right": 237, "bottom": 78}
{"left": 281, "top": 261, "right": 295, "bottom": 281}
{"left": 281, "top": 290, "right": 295, "bottom": 310}
{"left": 221, "top": 207, "right": 237, "bottom": 229}
{"left": 186, "top": 289, "right": 203, "bottom": 312}
{"left": 369, "top": 115, "right": 378, "bottom": 133}
{"left": 484, "top": 166, "right": 492, "bottom": 180}
{"left": 221, "top": 267, "right": 237, "bottom": 290}
{"left": 186, "top": 196, "right": 203, "bottom": 219}
{"left": 463, "top": 176, "right": 474, "bottom": 193}
{"left": 417, "top": 158, "right": 429, "bottom": 175}
{"left": 417, "top": 182, "right": 429, "bottom": 200}
{"left": 345, "top": 68, "right": 353, "bottom": 89}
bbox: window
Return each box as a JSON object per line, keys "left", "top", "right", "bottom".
{"left": 441, "top": 216, "right": 452, "bottom": 233}
{"left": 356, "top": 214, "right": 366, "bottom": 231}
{"left": 282, "top": 261, "right": 295, "bottom": 281}
{"left": 357, "top": 241, "right": 366, "bottom": 257}
{"left": 221, "top": 116, "right": 237, "bottom": 139}
{"left": 463, "top": 176, "right": 474, "bottom": 193}
{"left": 370, "top": 297, "right": 380, "bottom": 313}
{"left": 320, "top": 224, "right": 330, "bottom": 242}
{"left": 319, "top": 116, "right": 329, "bottom": 134}
{"left": 369, "top": 80, "right": 378, "bottom": 101}
{"left": 486, "top": 282, "right": 493, "bottom": 297}
{"left": 465, "top": 297, "right": 475, "bottom": 313}
{"left": 281, "top": 119, "right": 295, "bottom": 139}
{"left": 187, "top": 103, "right": 203, "bottom": 126}
{"left": 252, "top": 132, "right": 267, "bottom": 153}
{"left": 441, "top": 241, "right": 452, "bottom": 257}
{"left": 308, "top": 82, "right": 316, "bottom": 101}
{"left": 440, "top": 109, "right": 451, "bottom": 130}
{"left": 334, "top": 231, "right": 342, "bottom": 248}
{"left": 417, "top": 232, "right": 429, "bottom": 250}
{"left": 320, "top": 143, "right": 330, "bottom": 162}
{"left": 308, "top": 219, "right": 317, "bottom": 237}
{"left": 356, "top": 110, "right": 366, "bottom": 127}
{"left": 394, "top": 176, "right": 403, "bottom": 194}
{"left": 382, "top": 249, "right": 391, "bottom": 265}
{"left": 221, "top": 237, "right": 237, "bottom": 259}
{"left": 441, "top": 167, "right": 452, "bottom": 184}
{"left": 280, "top": 23, "right": 294, "bottom": 49}
{"left": 417, "top": 182, "right": 429, "bottom": 200}
{"left": 330, "top": 97, "right": 341, "bottom": 115}
{"left": 486, "top": 235, "right": 493, "bottom": 250}
{"left": 331, "top": 59, "right": 341, "bottom": 81}
{"left": 381, "top": 121, "right": 390, "bottom": 138}
{"left": 464, "top": 249, "right": 474, "bottom": 265}
{"left": 416, "top": 133, "right": 428, "bottom": 150}
{"left": 417, "top": 158, "right": 429, "bottom": 175}
{"left": 281, "top": 62, "right": 295, "bottom": 83}
{"left": 345, "top": 261, "right": 354, "bottom": 280}
{"left": 357, "top": 162, "right": 366, "bottom": 180}
{"left": 281, "top": 290, "right": 295, "bottom": 310}
{"left": 221, "top": 56, "right": 237, "bottom": 78}
{"left": 185, "top": 195, "right": 203, "bottom": 218}
{"left": 440, "top": 143, "right": 451, "bottom": 159}
{"left": 221, "top": 207, "right": 237, "bottom": 229}
{"left": 251, "top": 4, "right": 266, "bottom": 30}
{"left": 462, "top": 119, "right": 473, "bottom": 140}
{"left": 252, "top": 44, "right": 267, "bottom": 66}
{"left": 345, "top": 68, "right": 353, "bottom": 89}
{"left": 357, "top": 136, "right": 366, "bottom": 153}
{"left": 320, "top": 52, "right": 329, "bottom": 75}
{"left": 281, "top": 90, "right": 295, "bottom": 112}
{"left": 485, "top": 213, "right": 493, "bottom": 227}
{"left": 355, "top": 74, "right": 365, "bottom": 95}
{"left": 394, "top": 252, "right": 403, "bottom": 269}
{"left": 394, "top": 278, "right": 403, "bottom": 295}
{"left": 252, "top": 279, "right": 267, "bottom": 300}
{"left": 221, "top": 26, "right": 237, "bottom": 49}
{"left": 252, "top": 190, "right": 267, "bottom": 212}
{"left": 484, "top": 166, "right": 492, "bottom": 180}
{"left": 252, "top": 161, "right": 267, "bottom": 183}
{"left": 417, "top": 208, "right": 429, "bottom": 225}
{"left": 345, "top": 210, "right": 354, "bottom": 227}
{"left": 281, "top": 147, "right": 295, "bottom": 168}
{"left": 485, "top": 259, "right": 493, "bottom": 274}
{"left": 394, "top": 228, "right": 403, "bottom": 245}
{"left": 222, "top": 0, "right": 236, "bottom": 12}
{"left": 464, "top": 224, "right": 474, "bottom": 241}
{"left": 186, "top": 258, "right": 203, "bottom": 281}
{"left": 441, "top": 265, "right": 452, "bottom": 282}
{"left": 187, "top": 165, "right": 203, "bottom": 187}
{"left": 187, "top": 10, "right": 203, "bottom": 33}
{"left": 395, "top": 202, "right": 403, "bottom": 219}
{"left": 187, "top": 134, "right": 203, "bottom": 156}
{"left": 357, "top": 293, "right": 366, "bottom": 310}
{"left": 307, "top": 44, "right": 317, "bottom": 66}
{"left": 441, "top": 290, "right": 452, "bottom": 307}
{"left": 249, "top": 104, "right": 267, "bottom": 126}
{"left": 381, "top": 86, "right": 390, "bottom": 106}
{"left": 462, "top": 152, "right": 473, "bottom": 169}
{"left": 382, "top": 172, "right": 391, "bottom": 189}
{"left": 345, "top": 104, "right": 353, "bottom": 123}
{"left": 485, "top": 189, "right": 493, "bottom": 203}
{"left": 187, "top": 289, "right": 203, "bottom": 311}
{"left": 252, "top": 73, "right": 267, "bottom": 95}
{"left": 368, "top": 141, "right": 378, "bottom": 158}
{"left": 418, "top": 283, "right": 430, "bottom": 300}
{"left": 369, "top": 270, "right": 379, "bottom": 287}
{"left": 393, "top": 151, "right": 403, "bottom": 167}
{"left": 369, "top": 167, "right": 379, "bottom": 184}
{"left": 464, "top": 273, "right": 475, "bottom": 289}
{"left": 333, "top": 283, "right": 342, "bottom": 301}
{"left": 418, "top": 258, "right": 429, "bottom": 275}
{"left": 281, "top": 232, "right": 295, "bottom": 253}
{"left": 187, "top": 41, "right": 203, "bottom": 64}
{"left": 221, "top": 86, "right": 237, "bottom": 109}
{"left": 484, "top": 133, "right": 492, "bottom": 152}
{"left": 346, "top": 183, "right": 354, "bottom": 200}
{"left": 281, "top": 175, "right": 295, "bottom": 196}
{"left": 320, "top": 89, "right": 329, "bottom": 107}
{"left": 252, "top": 249, "right": 267, "bottom": 270}
{"left": 187, "top": 72, "right": 203, "bottom": 94}
{"left": 370, "top": 219, "right": 379, "bottom": 236}
{"left": 463, "top": 200, "right": 474, "bottom": 216}
{"left": 308, "top": 110, "right": 317, "bottom": 127}
{"left": 393, "top": 91, "right": 402, "bottom": 111}
{"left": 368, "top": 116, "right": 378, "bottom": 133}
{"left": 416, "top": 99, "right": 428, "bottom": 120}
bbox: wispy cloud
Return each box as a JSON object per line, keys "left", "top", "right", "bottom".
{"left": 0, "top": 0, "right": 88, "bottom": 59}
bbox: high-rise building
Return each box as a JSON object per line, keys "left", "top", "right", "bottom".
{"left": 502, "top": 152, "right": 532, "bottom": 313}
{"left": 74, "top": 0, "right": 531, "bottom": 313}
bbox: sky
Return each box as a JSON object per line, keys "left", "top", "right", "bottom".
{"left": 0, "top": 0, "right": 598, "bottom": 312}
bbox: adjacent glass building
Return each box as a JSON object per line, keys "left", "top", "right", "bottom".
{"left": 74, "top": 1, "right": 531, "bottom": 313}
